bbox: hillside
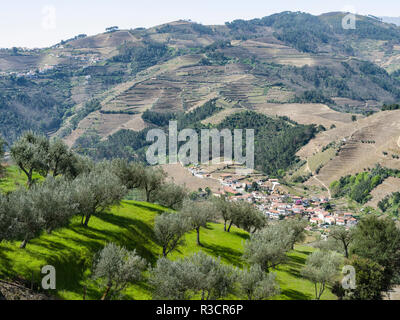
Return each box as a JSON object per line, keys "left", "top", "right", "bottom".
{"left": 294, "top": 110, "right": 400, "bottom": 190}
{"left": 2, "top": 11, "right": 400, "bottom": 148}
{"left": 0, "top": 172, "right": 335, "bottom": 300}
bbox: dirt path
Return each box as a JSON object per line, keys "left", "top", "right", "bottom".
{"left": 306, "top": 160, "right": 332, "bottom": 199}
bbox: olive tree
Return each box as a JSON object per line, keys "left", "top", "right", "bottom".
{"left": 0, "top": 192, "right": 18, "bottom": 300}
{"left": 154, "top": 212, "right": 190, "bottom": 257}
{"left": 92, "top": 243, "right": 147, "bottom": 300}
{"left": 7, "top": 177, "right": 77, "bottom": 249}
{"left": 213, "top": 195, "right": 232, "bottom": 232}
{"left": 28, "top": 177, "right": 77, "bottom": 234}
{"left": 0, "top": 193, "right": 18, "bottom": 243}
{"left": 300, "top": 250, "right": 342, "bottom": 300}
{"left": 181, "top": 200, "right": 216, "bottom": 246}
{"left": 8, "top": 188, "right": 45, "bottom": 249}
{"left": 10, "top": 131, "right": 49, "bottom": 188}
{"left": 72, "top": 168, "right": 127, "bottom": 227}
{"left": 150, "top": 257, "right": 199, "bottom": 300}
{"left": 282, "top": 218, "right": 308, "bottom": 250}
{"left": 230, "top": 201, "right": 267, "bottom": 233}
{"left": 66, "top": 154, "right": 95, "bottom": 179}
{"left": 111, "top": 159, "right": 145, "bottom": 190}
{"left": 329, "top": 226, "right": 353, "bottom": 258}
{"left": 188, "top": 251, "right": 237, "bottom": 300}
{"left": 46, "top": 138, "right": 77, "bottom": 178}
{"left": 152, "top": 183, "right": 187, "bottom": 210}
{"left": 141, "top": 166, "right": 167, "bottom": 202}
{"left": 243, "top": 223, "right": 293, "bottom": 272}
{"left": 150, "top": 252, "right": 237, "bottom": 300}
{"left": 238, "top": 264, "right": 280, "bottom": 300}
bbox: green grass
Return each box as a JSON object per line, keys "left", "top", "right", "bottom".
{"left": 0, "top": 166, "right": 42, "bottom": 193}
{"left": 0, "top": 165, "right": 336, "bottom": 300}
{"left": 0, "top": 198, "right": 336, "bottom": 300}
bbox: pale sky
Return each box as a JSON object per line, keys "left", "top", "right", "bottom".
{"left": 1, "top": 0, "right": 399, "bottom": 48}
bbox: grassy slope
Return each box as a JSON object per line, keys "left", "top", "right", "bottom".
{"left": 0, "top": 166, "right": 41, "bottom": 193}
{"left": 0, "top": 167, "right": 336, "bottom": 300}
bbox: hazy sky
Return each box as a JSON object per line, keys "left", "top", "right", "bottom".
{"left": 1, "top": 0, "right": 399, "bottom": 48}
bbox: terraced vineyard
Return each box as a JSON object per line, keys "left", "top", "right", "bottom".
{"left": 299, "top": 110, "right": 400, "bottom": 188}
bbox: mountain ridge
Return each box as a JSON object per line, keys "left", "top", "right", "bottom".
{"left": 1, "top": 11, "right": 400, "bottom": 152}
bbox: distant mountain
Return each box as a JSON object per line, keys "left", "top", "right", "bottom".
{"left": 381, "top": 17, "right": 400, "bottom": 26}
{"left": 1, "top": 11, "right": 400, "bottom": 149}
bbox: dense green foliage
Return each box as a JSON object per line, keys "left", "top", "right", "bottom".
{"left": 300, "top": 250, "right": 342, "bottom": 300}
{"left": 218, "top": 111, "right": 316, "bottom": 176}
{"left": 150, "top": 252, "right": 237, "bottom": 300}
{"left": 226, "top": 11, "right": 400, "bottom": 53}
{"left": 378, "top": 192, "right": 400, "bottom": 217}
{"left": 345, "top": 255, "right": 386, "bottom": 300}
{"left": 141, "top": 110, "right": 176, "bottom": 127}
{"left": 350, "top": 215, "right": 400, "bottom": 294}
{"left": 111, "top": 42, "right": 173, "bottom": 75}
{"left": 0, "top": 72, "right": 74, "bottom": 143}
{"left": 330, "top": 165, "right": 400, "bottom": 204}
{"left": 381, "top": 103, "right": 400, "bottom": 111}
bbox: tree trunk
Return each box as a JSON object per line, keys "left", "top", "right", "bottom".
{"left": 27, "top": 177, "right": 32, "bottom": 188}
{"left": 83, "top": 215, "right": 91, "bottom": 227}
{"left": 227, "top": 221, "right": 233, "bottom": 232}
{"left": 20, "top": 239, "right": 28, "bottom": 249}
{"left": 224, "top": 220, "right": 227, "bottom": 232}
{"left": 314, "top": 283, "right": 318, "bottom": 300}
{"left": 344, "top": 244, "right": 349, "bottom": 259}
{"left": 163, "top": 246, "right": 167, "bottom": 257}
{"left": 317, "top": 283, "right": 325, "bottom": 300}
{"left": 101, "top": 285, "right": 111, "bottom": 300}
{"left": 196, "top": 227, "right": 202, "bottom": 246}
{"left": 145, "top": 187, "right": 151, "bottom": 202}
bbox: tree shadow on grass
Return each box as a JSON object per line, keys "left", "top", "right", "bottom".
{"left": 0, "top": 246, "right": 14, "bottom": 279}
{"left": 281, "top": 288, "right": 312, "bottom": 300}
{"left": 288, "top": 254, "right": 307, "bottom": 266}
{"left": 88, "top": 213, "right": 158, "bottom": 264}
{"left": 286, "top": 267, "right": 302, "bottom": 279}
{"left": 202, "top": 242, "right": 244, "bottom": 268}
{"left": 284, "top": 252, "right": 309, "bottom": 279}
{"left": 295, "top": 249, "right": 313, "bottom": 256}
{"left": 96, "top": 212, "right": 156, "bottom": 239}
{"left": 123, "top": 202, "right": 165, "bottom": 215}
{"left": 230, "top": 231, "right": 250, "bottom": 241}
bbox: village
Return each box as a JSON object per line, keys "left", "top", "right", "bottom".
{"left": 186, "top": 163, "right": 359, "bottom": 235}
